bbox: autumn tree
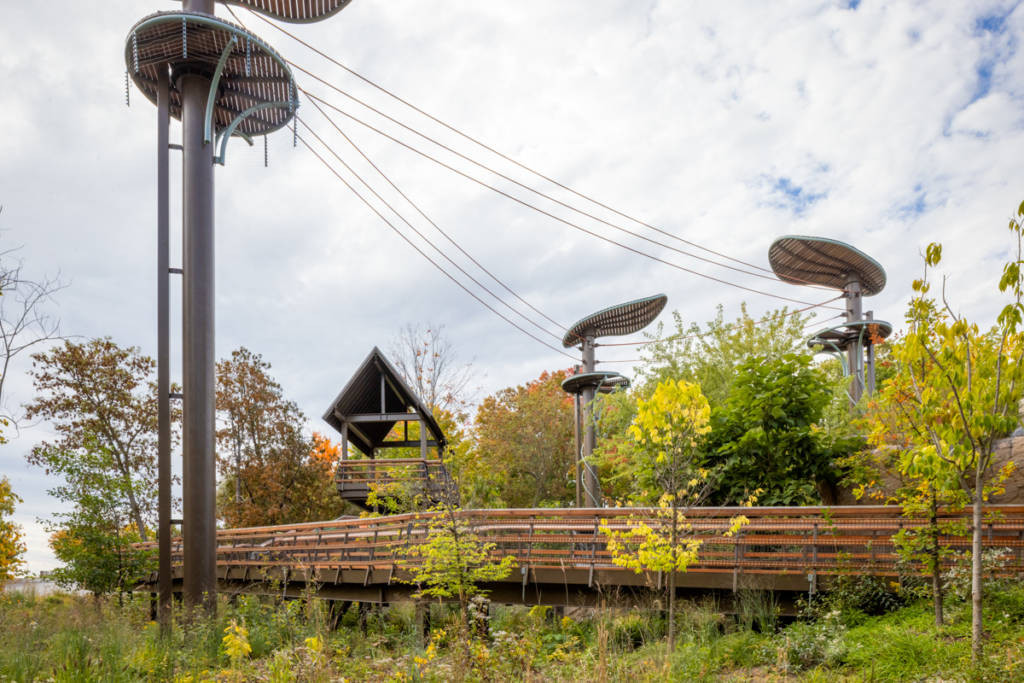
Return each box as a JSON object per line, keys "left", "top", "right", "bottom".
{"left": 216, "top": 347, "right": 343, "bottom": 527}
{"left": 600, "top": 379, "right": 748, "bottom": 654}
{"left": 26, "top": 338, "right": 166, "bottom": 541}
{"left": 472, "top": 369, "right": 575, "bottom": 508}
{"left": 0, "top": 476, "right": 25, "bottom": 585}
{"left": 859, "top": 212, "right": 1024, "bottom": 660}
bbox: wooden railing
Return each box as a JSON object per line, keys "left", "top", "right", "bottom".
{"left": 142, "top": 505, "right": 1024, "bottom": 585}
{"left": 335, "top": 458, "right": 449, "bottom": 486}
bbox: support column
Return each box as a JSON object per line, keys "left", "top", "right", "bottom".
{"left": 844, "top": 276, "right": 864, "bottom": 407}
{"left": 180, "top": 0, "right": 217, "bottom": 611}
{"left": 864, "top": 310, "right": 876, "bottom": 396}
{"left": 156, "top": 65, "right": 172, "bottom": 631}
{"left": 573, "top": 391, "right": 582, "bottom": 508}
{"left": 581, "top": 337, "right": 601, "bottom": 508}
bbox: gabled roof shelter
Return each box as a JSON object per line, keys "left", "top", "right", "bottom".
{"left": 322, "top": 347, "right": 446, "bottom": 459}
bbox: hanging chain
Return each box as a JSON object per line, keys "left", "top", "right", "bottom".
{"left": 125, "top": 70, "right": 130, "bottom": 107}
{"left": 245, "top": 38, "right": 251, "bottom": 77}
{"left": 264, "top": 135, "right": 268, "bottom": 167}
{"left": 290, "top": 82, "right": 298, "bottom": 147}
{"left": 132, "top": 32, "right": 139, "bottom": 73}
{"left": 182, "top": 17, "right": 188, "bottom": 59}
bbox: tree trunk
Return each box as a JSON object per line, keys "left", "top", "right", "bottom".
{"left": 667, "top": 567, "right": 676, "bottom": 654}
{"left": 971, "top": 474, "right": 984, "bottom": 663}
{"left": 667, "top": 498, "right": 677, "bottom": 656}
{"left": 930, "top": 500, "right": 943, "bottom": 627}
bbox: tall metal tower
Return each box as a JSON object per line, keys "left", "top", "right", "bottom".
{"left": 125, "top": 0, "right": 351, "bottom": 617}
{"left": 768, "top": 236, "right": 891, "bottom": 407}
{"left": 560, "top": 294, "right": 667, "bottom": 507}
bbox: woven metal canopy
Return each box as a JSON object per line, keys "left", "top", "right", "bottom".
{"left": 126, "top": 12, "right": 296, "bottom": 141}
{"left": 807, "top": 319, "right": 893, "bottom": 353}
{"left": 214, "top": 0, "right": 354, "bottom": 23}
{"left": 561, "top": 371, "right": 630, "bottom": 395}
{"left": 561, "top": 294, "right": 667, "bottom": 348}
{"left": 769, "top": 236, "right": 887, "bottom": 296}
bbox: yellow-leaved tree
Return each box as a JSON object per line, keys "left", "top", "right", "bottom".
{"left": 601, "top": 379, "right": 749, "bottom": 654}
{"left": 0, "top": 475, "right": 26, "bottom": 585}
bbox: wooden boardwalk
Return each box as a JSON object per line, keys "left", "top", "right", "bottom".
{"left": 140, "top": 505, "right": 1024, "bottom": 607}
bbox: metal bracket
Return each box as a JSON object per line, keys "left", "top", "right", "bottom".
{"left": 204, "top": 36, "right": 239, "bottom": 145}
{"left": 214, "top": 101, "right": 290, "bottom": 165}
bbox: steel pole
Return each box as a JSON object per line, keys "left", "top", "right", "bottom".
{"left": 156, "top": 66, "right": 172, "bottom": 631}
{"left": 180, "top": 0, "right": 217, "bottom": 611}
{"left": 573, "top": 391, "right": 582, "bottom": 508}
{"left": 581, "top": 337, "right": 601, "bottom": 508}
{"left": 845, "top": 276, "right": 864, "bottom": 407}
{"left": 864, "top": 310, "right": 876, "bottom": 396}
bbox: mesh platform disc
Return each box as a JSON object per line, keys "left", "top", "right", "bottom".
{"left": 769, "top": 236, "right": 886, "bottom": 296}
{"left": 126, "top": 11, "right": 296, "bottom": 138}
{"left": 561, "top": 371, "right": 630, "bottom": 395}
{"left": 562, "top": 294, "right": 667, "bottom": 348}
{"left": 807, "top": 320, "right": 893, "bottom": 352}
{"left": 216, "top": 0, "right": 354, "bottom": 23}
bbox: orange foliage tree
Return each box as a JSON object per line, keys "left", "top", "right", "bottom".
{"left": 472, "top": 369, "right": 575, "bottom": 508}
{"left": 216, "top": 348, "right": 344, "bottom": 527}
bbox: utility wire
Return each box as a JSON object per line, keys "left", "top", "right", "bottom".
{"left": 298, "top": 89, "right": 843, "bottom": 312}
{"left": 225, "top": 5, "right": 569, "bottom": 335}
{"left": 298, "top": 115, "right": 564, "bottom": 342}
{"left": 293, "top": 124, "right": 578, "bottom": 360}
{"left": 304, "top": 97, "right": 567, "bottom": 335}
{"left": 250, "top": 10, "right": 799, "bottom": 281}
{"left": 290, "top": 66, "right": 835, "bottom": 293}
{"left": 595, "top": 297, "right": 844, "bottom": 347}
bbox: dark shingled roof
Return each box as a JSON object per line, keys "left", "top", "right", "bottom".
{"left": 321, "top": 347, "right": 446, "bottom": 457}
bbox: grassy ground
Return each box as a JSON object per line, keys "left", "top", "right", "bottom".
{"left": 1, "top": 578, "right": 1023, "bottom": 681}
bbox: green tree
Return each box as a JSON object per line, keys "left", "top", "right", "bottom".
{"left": 638, "top": 304, "right": 815, "bottom": 408}
{"left": 399, "top": 498, "right": 516, "bottom": 632}
{"left": 600, "top": 379, "right": 748, "bottom": 653}
{"left": 216, "top": 347, "right": 343, "bottom": 527}
{"left": 26, "top": 338, "right": 167, "bottom": 541}
{"left": 705, "top": 353, "right": 859, "bottom": 506}
{"left": 0, "top": 476, "right": 25, "bottom": 585}
{"left": 859, "top": 214, "right": 1024, "bottom": 660}
{"left": 472, "top": 369, "right": 575, "bottom": 507}
{"left": 845, "top": 421, "right": 965, "bottom": 627}
{"left": 43, "top": 436, "right": 154, "bottom": 597}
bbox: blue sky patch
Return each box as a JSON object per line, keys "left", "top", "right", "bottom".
{"left": 767, "top": 176, "right": 827, "bottom": 215}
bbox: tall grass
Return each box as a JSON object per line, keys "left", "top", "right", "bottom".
{"left": 2, "top": 580, "right": 1023, "bottom": 681}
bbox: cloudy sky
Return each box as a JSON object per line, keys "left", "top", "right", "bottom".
{"left": 1, "top": 0, "right": 1022, "bottom": 571}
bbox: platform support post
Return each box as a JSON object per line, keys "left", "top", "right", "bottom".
{"left": 581, "top": 336, "right": 601, "bottom": 507}
{"left": 180, "top": 0, "right": 217, "bottom": 612}
{"left": 156, "top": 65, "right": 173, "bottom": 630}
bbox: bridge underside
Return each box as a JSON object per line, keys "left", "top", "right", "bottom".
{"left": 147, "top": 565, "right": 821, "bottom": 613}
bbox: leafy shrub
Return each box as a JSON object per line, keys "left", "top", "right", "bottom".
{"left": 611, "top": 611, "right": 664, "bottom": 650}
{"left": 943, "top": 548, "right": 1013, "bottom": 603}
{"left": 776, "top": 609, "right": 847, "bottom": 672}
